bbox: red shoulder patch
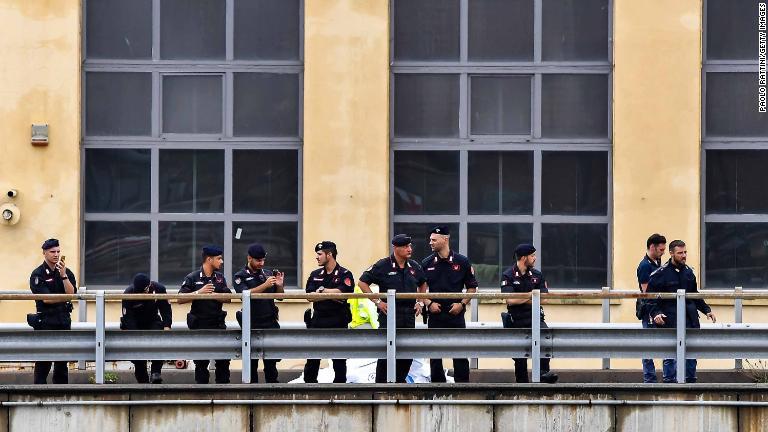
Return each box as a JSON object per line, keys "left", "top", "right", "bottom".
{"left": 344, "top": 278, "right": 352, "bottom": 287}
{"left": 452, "top": 264, "right": 460, "bottom": 271}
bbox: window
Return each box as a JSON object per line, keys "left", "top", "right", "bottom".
{"left": 392, "top": 0, "right": 611, "bottom": 288}
{"left": 703, "top": 0, "right": 768, "bottom": 288}
{"left": 83, "top": 0, "right": 302, "bottom": 289}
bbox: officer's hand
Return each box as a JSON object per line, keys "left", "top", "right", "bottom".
{"left": 377, "top": 301, "right": 388, "bottom": 314}
{"left": 55, "top": 260, "right": 67, "bottom": 278}
{"left": 274, "top": 272, "right": 285, "bottom": 286}
{"left": 414, "top": 302, "right": 423, "bottom": 317}
{"left": 706, "top": 312, "right": 717, "bottom": 323}
{"left": 428, "top": 302, "right": 441, "bottom": 314}
{"left": 653, "top": 314, "right": 666, "bottom": 325}
{"left": 448, "top": 303, "right": 463, "bottom": 315}
{"left": 163, "top": 327, "right": 171, "bottom": 331}
{"left": 264, "top": 276, "right": 277, "bottom": 287}
{"left": 198, "top": 284, "right": 214, "bottom": 294}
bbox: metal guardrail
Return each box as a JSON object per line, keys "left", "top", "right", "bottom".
{"left": 3, "top": 287, "right": 764, "bottom": 384}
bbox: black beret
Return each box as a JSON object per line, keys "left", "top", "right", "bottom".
{"left": 391, "top": 234, "right": 412, "bottom": 247}
{"left": 247, "top": 243, "right": 266, "bottom": 259}
{"left": 202, "top": 245, "right": 223, "bottom": 257}
{"left": 514, "top": 243, "right": 536, "bottom": 258}
{"left": 430, "top": 225, "right": 450, "bottom": 236}
{"left": 315, "top": 241, "right": 337, "bottom": 252}
{"left": 132, "top": 273, "right": 151, "bottom": 291}
{"left": 41, "top": 238, "right": 59, "bottom": 250}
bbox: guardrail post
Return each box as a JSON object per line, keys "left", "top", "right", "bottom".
{"left": 676, "top": 289, "right": 686, "bottom": 384}
{"left": 470, "top": 294, "right": 479, "bottom": 369}
{"left": 78, "top": 287, "right": 87, "bottom": 370}
{"left": 241, "top": 289, "right": 251, "bottom": 384}
{"left": 95, "top": 290, "right": 105, "bottom": 384}
{"left": 734, "top": 286, "right": 743, "bottom": 370}
{"left": 386, "top": 289, "right": 396, "bottom": 383}
{"left": 601, "top": 286, "right": 611, "bottom": 370}
{"left": 531, "top": 289, "right": 541, "bottom": 383}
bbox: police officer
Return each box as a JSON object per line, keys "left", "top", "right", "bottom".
{"left": 29, "top": 238, "right": 75, "bottom": 384}
{"left": 636, "top": 233, "right": 666, "bottom": 383}
{"left": 121, "top": 273, "right": 172, "bottom": 384}
{"left": 421, "top": 226, "right": 477, "bottom": 383}
{"left": 178, "top": 245, "right": 232, "bottom": 384}
{"left": 303, "top": 241, "right": 355, "bottom": 383}
{"left": 501, "top": 244, "right": 558, "bottom": 384}
{"left": 233, "top": 243, "right": 284, "bottom": 383}
{"left": 647, "top": 239, "right": 715, "bottom": 383}
{"left": 358, "top": 234, "right": 428, "bottom": 383}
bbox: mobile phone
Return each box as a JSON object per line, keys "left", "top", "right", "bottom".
{"left": 271, "top": 269, "right": 281, "bottom": 276}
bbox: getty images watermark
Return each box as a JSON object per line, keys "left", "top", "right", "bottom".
{"left": 760, "top": 2, "right": 767, "bottom": 112}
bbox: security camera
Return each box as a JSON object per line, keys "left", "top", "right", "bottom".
{"left": 6, "top": 189, "right": 17, "bottom": 198}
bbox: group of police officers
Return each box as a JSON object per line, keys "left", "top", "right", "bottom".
{"left": 29, "top": 229, "right": 715, "bottom": 385}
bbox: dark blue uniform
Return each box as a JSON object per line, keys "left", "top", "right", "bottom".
{"left": 121, "top": 281, "right": 172, "bottom": 383}
{"left": 359, "top": 255, "right": 427, "bottom": 383}
{"left": 233, "top": 266, "right": 280, "bottom": 383}
{"left": 637, "top": 254, "right": 661, "bottom": 383}
{"left": 179, "top": 269, "right": 231, "bottom": 384}
{"left": 303, "top": 264, "right": 355, "bottom": 383}
{"left": 422, "top": 251, "right": 477, "bottom": 383}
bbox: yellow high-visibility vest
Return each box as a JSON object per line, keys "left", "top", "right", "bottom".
{"left": 349, "top": 284, "right": 379, "bottom": 329}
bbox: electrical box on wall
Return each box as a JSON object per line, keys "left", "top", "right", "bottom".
{"left": 31, "top": 124, "right": 49, "bottom": 146}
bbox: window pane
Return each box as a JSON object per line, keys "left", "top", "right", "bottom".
{"left": 468, "top": 223, "right": 532, "bottom": 287}
{"left": 471, "top": 75, "right": 532, "bottom": 134}
{"left": 162, "top": 75, "right": 223, "bottom": 134}
{"left": 232, "top": 150, "right": 298, "bottom": 213}
{"left": 85, "top": 222, "right": 151, "bottom": 285}
{"left": 393, "top": 223, "right": 460, "bottom": 264}
{"left": 394, "top": 74, "right": 459, "bottom": 137}
{"left": 542, "top": 151, "right": 608, "bottom": 215}
{"left": 542, "top": 0, "right": 609, "bottom": 61}
{"left": 706, "top": 223, "right": 768, "bottom": 288}
{"left": 706, "top": 0, "right": 761, "bottom": 60}
{"left": 160, "top": 0, "right": 225, "bottom": 59}
{"left": 158, "top": 221, "right": 224, "bottom": 285}
{"left": 706, "top": 150, "right": 768, "bottom": 213}
{"left": 234, "top": 0, "right": 300, "bottom": 60}
{"left": 706, "top": 73, "right": 768, "bottom": 137}
{"left": 394, "top": 151, "right": 460, "bottom": 215}
{"left": 394, "top": 0, "right": 459, "bottom": 61}
{"left": 469, "top": 0, "right": 533, "bottom": 61}
{"left": 232, "top": 222, "right": 298, "bottom": 287}
{"left": 86, "top": 72, "right": 151, "bottom": 136}
{"left": 542, "top": 74, "right": 608, "bottom": 138}
{"left": 86, "top": 0, "right": 152, "bottom": 59}
{"left": 85, "top": 149, "right": 151, "bottom": 212}
{"left": 541, "top": 224, "right": 607, "bottom": 288}
{"left": 468, "top": 151, "right": 533, "bottom": 214}
{"left": 159, "top": 150, "right": 224, "bottom": 213}
{"left": 234, "top": 73, "right": 299, "bottom": 137}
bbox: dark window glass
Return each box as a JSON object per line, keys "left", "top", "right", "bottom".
{"left": 542, "top": 151, "right": 608, "bottom": 215}
{"left": 394, "top": 0, "right": 459, "bottom": 61}
{"left": 542, "top": 74, "right": 608, "bottom": 138}
{"left": 394, "top": 151, "right": 460, "bottom": 215}
{"left": 234, "top": 73, "right": 299, "bottom": 137}
{"left": 85, "top": 149, "right": 151, "bottom": 212}
{"left": 393, "top": 223, "right": 460, "bottom": 264}
{"left": 84, "top": 222, "right": 151, "bottom": 285}
{"left": 162, "top": 75, "right": 223, "bottom": 134}
{"left": 394, "top": 74, "right": 460, "bottom": 137}
{"left": 471, "top": 76, "right": 532, "bottom": 135}
{"left": 542, "top": 0, "right": 609, "bottom": 61}
{"left": 158, "top": 221, "right": 224, "bottom": 285}
{"left": 468, "top": 0, "right": 534, "bottom": 61}
{"left": 706, "top": 223, "right": 768, "bottom": 288}
{"left": 467, "top": 223, "right": 533, "bottom": 287}
{"left": 541, "top": 224, "right": 607, "bottom": 288}
{"left": 232, "top": 150, "right": 298, "bottom": 213}
{"left": 86, "top": 72, "right": 151, "bottom": 136}
{"left": 234, "top": 0, "right": 300, "bottom": 60}
{"left": 706, "top": 150, "right": 768, "bottom": 214}
{"left": 706, "top": 73, "right": 768, "bottom": 137}
{"left": 86, "top": 0, "right": 152, "bottom": 59}
{"left": 706, "top": 0, "right": 761, "bottom": 60}
{"left": 159, "top": 150, "right": 224, "bottom": 213}
{"left": 160, "top": 0, "right": 225, "bottom": 59}
{"left": 468, "top": 151, "right": 533, "bottom": 214}
{"left": 232, "top": 222, "right": 298, "bottom": 286}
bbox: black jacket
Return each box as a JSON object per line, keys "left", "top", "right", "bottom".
{"left": 647, "top": 260, "right": 711, "bottom": 329}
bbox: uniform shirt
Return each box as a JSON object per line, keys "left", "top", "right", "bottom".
{"left": 305, "top": 264, "right": 355, "bottom": 316}
{"left": 421, "top": 251, "right": 478, "bottom": 310}
{"left": 359, "top": 255, "right": 427, "bottom": 309}
{"left": 646, "top": 260, "right": 711, "bottom": 328}
{"left": 500, "top": 265, "right": 547, "bottom": 321}
{"left": 29, "top": 262, "right": 76, "bottom": 314}
{"left": 179, "top": 268, "right": 231, "bottom": 319}
{"left": 232, "top": 266, "right": 278, "bottom": 320}
{"left": 637, "top": 255, "right": 661, "bottom": 291}
{"left": 122, "top": 282, "right": 173, "bottom": 328}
